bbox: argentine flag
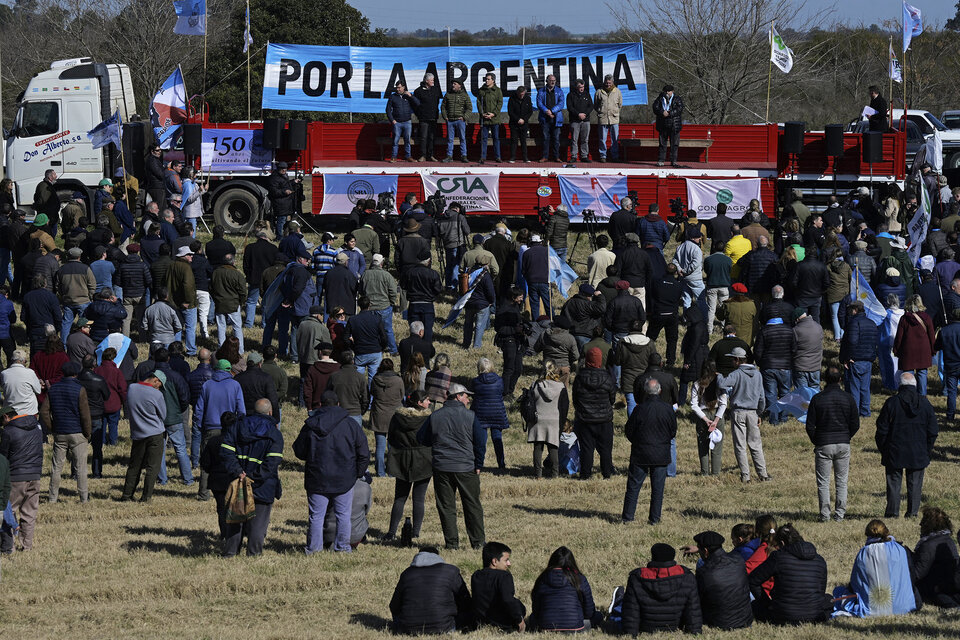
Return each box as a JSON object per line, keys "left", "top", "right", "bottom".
{"left": 851, "top": 268, "right": 885, "bottom": 326}
{"left": 548, "top": 246, "right": 578, "bottom": 298}
{"left": 86, "top": 110, "right": 122, "bottom": 150}
{"left": 443, "top": 268, "right": 485, "bottom": 328}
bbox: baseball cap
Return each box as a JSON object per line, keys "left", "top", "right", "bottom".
{"left": 726, "top": 346, "right": 748, "bottom": 358}
{"left": 72, "top": 191, "right": 86, "bottom": 200}
{"left": 75, "top": 316, "right": 92, "bottom": 328}
{"left": 447, "top": 383, "right": 473, "bottom": 397}
{"left": 216, "top": 359, "right": 232, "bottom": 371}
{"left": 98, "top": 178, "right": 112, "bottom": 187}
{"left": 246, "top": 352, "right": 264, "bottom": 365}
{"left": 67, "top": 247, "right": 83, "bottom": 259}
{"left": 472, "top": 233, "right": 485, "bottom": 244}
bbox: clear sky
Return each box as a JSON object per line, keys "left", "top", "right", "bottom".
{"left": 348, "top": 0, "right": 954, "bottom": 36}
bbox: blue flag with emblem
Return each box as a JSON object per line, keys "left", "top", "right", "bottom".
{"left": 86, "top": 110, "right": 122, "bottom": 150}
{"left": 443, "top": 268, "right": 485, "bottom": 328}
{"left": 173, "top": 0, "right": 206, "bottom": 36}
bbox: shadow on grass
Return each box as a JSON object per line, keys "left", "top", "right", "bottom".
{"left": 123, "top": 524, "right": 219, "bottom": 556}
{"left": 513, "top": 503, "right": 620, "bottom": 523}
{"left": 931, "top": 445, "right": 960, "bottom": 464}
{"left": 349, "top": 613, "right": 392, "bottom": 632}
{"left": 831, "top": 618, "right": 960, "bottom": 637}
{"left": 679, "top": 507, "right": 813, "bottom": 522}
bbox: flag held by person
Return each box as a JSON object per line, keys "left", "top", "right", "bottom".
{"left": 548, "top": 246, "right": 578, "bottom": 298}
{"left": 173, "top": 0, "right": 206, "bottom": 36}
{"left": 150, "top": 67, "right": 188, "bottom": 149}
{"left": 86, "top": 110, "right": 122, "bottom": 150}
{"left": 888, "top": 42, "right": 903, "bottom": 83}
{"left": 902, "top": 1, "right": 922, "bottom": 52}
{"left": 907, "top": 184, "right": 932, "bottom": 265}
{"left": 770, "top": 24, "right": 794, "bottom": 73}
{"left": 443, "top": 267, "right": 485, "bottom": 328}
{"left": 850, "top": 267, "right": 885, "bottom": 326}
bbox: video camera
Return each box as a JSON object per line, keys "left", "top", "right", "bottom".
{"left": 423, "top": 191, "right": 447, "bottom": 218}
{"left": 377, "top": 191, "right": 396, "bottom": 214}
{"left": 667, "top": 196, "right": 686, "bottom": 224}
{"left": 581, "top": 209, "right": 597, "bottom": 221}
{"left": 537, "top": 205, "right": 554, "bottom": 228}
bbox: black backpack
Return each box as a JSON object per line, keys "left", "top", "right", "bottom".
{"left": 518, "top": 386, "right": 538, "bottom": 425}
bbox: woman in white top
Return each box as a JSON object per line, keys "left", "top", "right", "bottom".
{"left": 690, "top": 361, "right": 727, "bottom": 475}
{"left": 180, "top": 166, "right": 206, "bottom": 235}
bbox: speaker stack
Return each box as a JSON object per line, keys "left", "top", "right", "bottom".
{"left": 262, "top": 118, "right": 284, "bottom": 150}
{"left": 286, "top": 120, "right": 308, "bottom": 151}
{"left": 182, "top": 123, "right": 203, "bottom": 157}
{"left": 824, "top": 124, "right": 844, "bottom": 158}
{"left": 862, "top": 131, "right": 883, "bottom": 163}
{"left": 783, "top": 121, "right": 805, "bottom": 155}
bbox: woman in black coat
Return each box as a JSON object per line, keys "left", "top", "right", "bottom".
{"left": 384, "top": 390, "right": 433, "bottom": 541}
{"left": 913, "top": 506, "right": 960, "bottom": 607}
{"left": 748, "top": 524, "right": 831, "bottom": 625}
{"left": 678, "top": 305, "right": 708, "bottom": 405}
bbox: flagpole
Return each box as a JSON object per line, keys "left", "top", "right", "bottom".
{"left": 116, "top": 115, "right": 128, "bottom": 204}
{"left": 201, "top": 2, "right": 208, "bottom": 123}
{"left": 888, "top": 36, "right": 894, "bottom": 127}
{"left": 765, "top": 26, "right": 773, "bottom": 124}
{"left": 246, "top": 0, "right": 251, "bottom": 128}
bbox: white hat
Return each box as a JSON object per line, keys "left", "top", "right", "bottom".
{"left": 372, "top": 253, "right": 384, "bottom": 266}
{"left": 176, "top": 246, "right": 194, "bottom": 257}
{"left": 530, "top": 234, "right": 542, "bottom": 243}
{"left": 447, "top": 382, "right": 473, "bottom": 397}
{"left": 709, "top": 429, "right": 723, "bottom": 450}
{"left": 889, "top": 237, "right": 907, "bottom": 250}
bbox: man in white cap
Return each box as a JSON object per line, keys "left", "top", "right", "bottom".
{"left": 166, "top": 245, "right": 198, "bottom": 356}
{"left": 417, "top": 382, "right": 485, "bottom": 550}
{"left": 359, "top": 253, "right": 399, "bottom": 355}
{"left": 716, "top": 346, "right": 771, "bottom": 483}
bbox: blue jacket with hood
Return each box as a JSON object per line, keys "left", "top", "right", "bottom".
{"left": 221, "top": 413, "right": 283, "bottom": 503}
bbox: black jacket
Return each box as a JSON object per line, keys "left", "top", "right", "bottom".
{"left": 679, "top": 310, "right": 709, "bottom": 384}
{"left": 243, "top": 238, "right": 279, "bottom": 287}
{"left": 706, "top": 214, "right": 736, "bottom": 246}
{"left": 790, "top": 257, "right": 830, "bottom": 302}
{"left": 77, "top": 369, "right": 110, "bottom": 419}
{"left": 753, "top": 321, "right": 796, "bottom": 370}
{"left": 875, "top": 385, "right": 938, "bottom": 469}
{"left": 739, "top": 247, "right": 778, "bottom": 294}
{"left": 118, "top": 254, "right": 152, "bottom": 299}
{"left": 400, "top": 263, "right": 443, "bottom": 303}
{"left": 293, "top": 405, "right": 369, "bottom": 495}
{"left": 696, "top": 549, "right": 752, "bottom": 630}
{"left": 653, "top": 91, "right": 684, "bottom": 133}
{"left": 390, "top": 552, "right": 473, "bottom": 635}
{"left": 636, "top": 366, "right": 680, "bottom": 407}
{"left": 604, "top": 291, "right": 646, "bottom": 333}
{"left": 413, "top": 83, "right": 443, "bottom": 121}
{"left": 345, "top": 309, "right": 388, "bottom": 355}
{"left": 0, "top": 414, "right": 44, "bottom": 482}
{"left": 624, "top": 396, "right": 677, "bottom": 467}
{"left": 398, "top": 334, "right": 436, "bottom": 375}
{"left": 566, "top": 89, "right": 594, "bottom": 120}
{"left": 322, "top": 264, "right": 359, "bottom": 316}
{"left": 913, "top": 532, "right": 959, "bottom": 603}
{"left": 748, "top": 541, "right": 831, "bottom": 624}
{"left": 608, "top": 209, "right": 637, "bottom": 249}
{"left": 205, "top": 237, "right": 237, "bottom": 267}
{"left": 267, "top": 171, "right": 296, "bottom": 216}
{"left": 396, "top": 235, "right": 430, "bottom": 276}
{"left": 621, "top": 561, "right": 702, "bottom": 635}
{"left": 648, "top": 275, "right": 683, "bottom": 318}
{"left": 759, "top": 299, "right": 794, "bottom": 324}
{"left": 507, "top": 92, "right": 533, "bottom": 124}
{"left": 805, "top": 383, "right": 859, "bottom": 446}
{"left": 471, "top": 568, "right": 526, "bottom": 629}
{"left": 234, "top": 366, "right": 280, "bottom": 421}
{"left": 531, "top": 569, "right": 600, "bottom": 632}
{"left": 85, "top": 299, "right": 127, "bottom": 344}
{"left": 614, "top": 245, "right": 652, "bottom": 289}
{"left": 559, "top": 294, "right": 605, "bottom": 338}
{"left": 572, "top": 367, "right": 617, "bottom": 423}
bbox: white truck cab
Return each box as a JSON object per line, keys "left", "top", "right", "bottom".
{"left": 5, "top": 58, "right": 136, "bottom": 210}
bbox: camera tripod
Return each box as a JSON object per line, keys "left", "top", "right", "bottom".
{"left": 570, "top": 209, "right": 600, "bottom": 267}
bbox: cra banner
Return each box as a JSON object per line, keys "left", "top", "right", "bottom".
{"left": 422, "top": 174, "right": 500, "bottom": 212}
{"left": 263, "top": 42, "right": 647, "bottom": 113}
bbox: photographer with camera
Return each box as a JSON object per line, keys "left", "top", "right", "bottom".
{"left": 268, "top": 162, "right": 300, "bottom": 239}
{"left": 436, "top": 202, "right": 470, "bottom": 291}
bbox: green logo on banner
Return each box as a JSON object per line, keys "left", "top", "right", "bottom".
{"left": 717, "top": 189, "right": 734, "bottom": 204}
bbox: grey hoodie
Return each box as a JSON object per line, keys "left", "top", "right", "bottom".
{"left": 411, "top": 551, "right": 446, "bottom": 568}
{"left": 717, "top": 364, "right": 765, "bottom": 412}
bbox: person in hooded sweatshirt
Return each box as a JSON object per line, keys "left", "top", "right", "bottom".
{"left": 716, "top": 347, "right": 771, "bottom": 483}
{"left": 194, "top": 359, "right": 246, "bottom": 501}
{"left": 748, "top": 523, "right": 831, "bottom": 625}
{"left": 220, "top": 398, "right": 283, "bottom": 557}
{"left": 390, "top": 546, "right": 473, "bottom": 634}
{"left": 621, "top": 543, "right": 702, "bottom": 635}
{"left": 612, "top": 319, "right": 657, "bottom": 417}
{"left": 572, "top": 347, "right": 617, "bottom": 480}
{"left": 293, "top": 390, "right": 369, "bottom": 554}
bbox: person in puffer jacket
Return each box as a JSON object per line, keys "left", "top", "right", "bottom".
{"left": 753, "top": 316, "right": 797, "bottom": 425}
{"left": 611, "top": 321, "right": 657, "bottom": 416}
{"left": 219, "top": 399, "right": 283, "bottom": 557}
{"left": 471, "top": 359, "right": 508, "bottom": 471}
{"left": 748, "top": 523, "right": 831, "bottom": 624}
{"left": 390, "top": 547, "right": 473, "bottom": 634}
{"left": 572, "top": 348, "right": 617, "bottom": 480}
{"left": 689, "top": 531, "right": 752, "bottom": 630}
{"left": 621, "top": 543, "right": 703, "bottom": 635}
{"left": 530, "top": 546, "right": 603, "bottom": 632}
{"left": 0, "top": 410, "right": 43, "bottom": 552}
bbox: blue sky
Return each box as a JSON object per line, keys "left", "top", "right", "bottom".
{"left": 349, "top": 0, "right": 954, "bottom": 35}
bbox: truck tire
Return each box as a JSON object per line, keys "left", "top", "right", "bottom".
{"left": 213, "top": 187, "right": 260, "bottom": 234}
{"left": 947, "top": 151, "right": 960, "bottom": 171}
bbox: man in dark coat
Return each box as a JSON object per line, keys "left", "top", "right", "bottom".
{"left": 753, "top": 316, "right": 796, "bottom": 425}
{"left": 875, "top": 372, "right": 938, "bottom": 518}
{"left": 622, "top": 378, "right": 677, "bottom": 525}
{"left": 414, "top": 74, "right": 443, "bottom": 161}
{"left": 234, "top": 352, "right": 280, "bottom": 421}
{"left": 646, "top": 264, "right": 684, "bottom": 366}
{"left": 573, "top": 347, "right": 617, "bottom": 480}
{"left": 621, "top": 543, "right": 702, "bottom": 635}
{"left": 790, "top": 247, "right": 831, "bottom": 322}
{"left": 689, "top": 531, "right": 752, "bottom": 630}
{"left": 267, "top": 162, "right": 298, "bottom": 238}
{"left": 868, "top": 85, "right": 888, "bottom": 132}
{"left": 805, "top": 365, "right": 860, "bottom": 522}
{"left": 707, "top": 325, "right": 752, "bottom": 375}
{"left": 653, "top": 85, "right": 684, "bottom": 167}
{"left": 484, "top": 228, "right": 516, "bottom": 301}
{"left": 321, "top": 254, "right": 358, "bottom": 318}
{"left": 242, "top": 230, "right": 279, "bottom": 328}
{"left": 493, "top": 288, "right": 525, "bottom": 397}
{"left": 390, "top": 547, "right": 473, "bottom": 634}
{"left": 607, "top": 198, "right": 637, "bottom": 250}
{"left": 559, "top": 284, "right": 606, "bottom": 351}
{"left": 839, "top": 301, "right": 879, "bottom": 417}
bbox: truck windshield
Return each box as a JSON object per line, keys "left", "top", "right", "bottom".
{"left": 17, "top": 102, "right": 59, "bottom": 137}
{"left": 924, "top": 112, "right": 949, "bottom": 132}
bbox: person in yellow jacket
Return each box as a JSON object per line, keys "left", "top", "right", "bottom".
{"left": 725, "top": 224, "right": 753, "bottom": 280}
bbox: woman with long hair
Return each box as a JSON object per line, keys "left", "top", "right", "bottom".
{"left": 530, "top": 546, "right": 603, "bottom": 632}
{"left": 526, "top": 360, "right": 568, "bottom": 478}
{"left": 914, "top": 506, "right": 960, "bottom": 607}
{"left": 402, "top": 351, "right": 427, "bottom": 396}
{"left": 690, "top": 361, "right": 727, "bottom": 475}
{"left": 744, "top": 514, "right": 778, "bottom": 599}
{"left": 472, "top": 357, "right": 509, "bottom": 470}
{"left": 894, "top": 294, "right": 935, "bottom": 395}
{"left": 384, "top": 390, "right": 433, "bottom": 541}
{"left": 369, "top": 358, "right": 405, "bottom": 477}
{"left": 748, "top": 523, "right": 830, "bottom": 624}
{"left": 678, "top": 305, "right": 708, "bottom": 406}
{"left": 878, "top": 293, "right": 905, "bottom": 392}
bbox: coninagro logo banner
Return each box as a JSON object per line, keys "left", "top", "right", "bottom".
{"left": 685, "top": 178, "right": 761, "bottom": 220}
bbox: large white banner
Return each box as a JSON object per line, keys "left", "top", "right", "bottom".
{"left": 422, "top": 174, "right": 499, "bottom": 212}
{"left": 685, "top": 178, "right": 761, "bottom": 220}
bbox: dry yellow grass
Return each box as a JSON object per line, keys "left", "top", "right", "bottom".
{"left": 2, "top": 227, "right": 960, "bottom": 639}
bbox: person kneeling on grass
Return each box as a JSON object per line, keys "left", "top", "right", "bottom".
{"left": 390, "top": 546, "right": 474, "bottom": 634}
{"left": 471, "top": 541, "right": 526, "bottom": 632}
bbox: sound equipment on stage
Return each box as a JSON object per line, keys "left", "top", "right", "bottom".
{"left": 262, "top": 118, "right": 284, "bottom": 150}
{"left": 824, "top": 124, "right": 844, "bottom": 157}
{"left": 862, "top": 131, "right": 883, "bottom": 164}
{"left": 783, "top": 121, "right": 805, "bottom": 155}
{"left": 182, "top": 124, "right": 202, "bottom": 156}
{"left": 286, "top": 119, "right": 308, "bottom": 150}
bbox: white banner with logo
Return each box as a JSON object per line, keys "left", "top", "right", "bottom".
{"left": 685, "top": 178, "right": 761, "bottom": 220}
{"left": 320, "top": 174, "right": 398, "bottom": 215}
{"left": 421, "top": 174, "right": 500, "bottom": 212}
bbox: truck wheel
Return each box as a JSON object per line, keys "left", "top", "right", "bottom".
{"left": 213, "top": 188, "right": 260, "bottom": 234}
{"left": 947, "top": 151, "right": 960, "bottom": 171}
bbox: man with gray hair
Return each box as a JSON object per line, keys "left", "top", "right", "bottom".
{"left": 414, "top": 72, "right": 442, "bottom": 162}
{"left": 876, "top": 371, "right": 938, "bottom": 518}
{"left": 566, "top": 79, "right": 593, "bottom": 162}
{"left": 399, "top": 319, "right": 435, "bottom": 375}
{"left": 760, "top": 285, "right": 794, "bottom": 324}
{"left": 595, "top": 74, "right": 623, "bottom": 163}
{"left": 717, "top": 347, "right": 771, "bottom": 483}
{"left": 1, "top": 349, "right": 42, "bottom": 415}
{"left": 545, "top": 204, "right": 571, "bottom": 262}
{"left": 360, "top": 254, "right": 399, "bottom": 355}
{"left": 622, "top": 377, "right": 676, "bottom": 525}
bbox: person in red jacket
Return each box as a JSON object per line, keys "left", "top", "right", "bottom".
{"left": 894, "top": 295, "right": 935, "bottom": 395}
{"left": 94, "top": 347, "right": 128, "bottom": 447}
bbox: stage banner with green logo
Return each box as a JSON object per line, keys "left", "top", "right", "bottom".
{"left": 685, "top": 178, "right": 761, "bottom": 220}
{"left": 422, "top": 174, "right": 500, "bottom": 212}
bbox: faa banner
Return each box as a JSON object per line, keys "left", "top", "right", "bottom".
{"left": 422, "top": 174, "right": 500, "bottom": 212}
{"left": 263, "top": 42, "right": 647, "bottom": 113}
{"left": 685, "top": 178, "right": 761, "bottom": 220}
{"left": 200, "top": 129, "right": 272, "bottom": 171}
{"left": 558, "top": 175, "right": 627, "bottom": 222}
{"left": 320, "top": 174, "right": 398, "bottom": 215}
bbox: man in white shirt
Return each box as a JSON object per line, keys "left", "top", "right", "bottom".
{"left": 1, "top": 350, "right": 42, "bottom": 415}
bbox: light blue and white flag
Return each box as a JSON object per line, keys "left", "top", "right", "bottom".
{"left": 902, "top": 1, "right": 922, "bottom": 52}
{"left": 548, "top": 245, "right": 578, "bottom": 298}
{"left": 774, "top": 386, "right": 817, "bottom": 423}
{"left": 173, "top": 0, "right": 206, "bottom": 36}
{"left": 320, "top": 174, "right": 398, "bottom": 215}
{"left": 443, "top": 268, "right": 485, "bottom": 328}
{"left": 851, "top": 267, "right": 885, "bottom": 326}
{"left": 87, "top": 110, "right": 122, "bottom": 150}
{"left": 557, "top": 175, "right": 626, "bottom": 221}
{"left": 889, "top": 41, "right": 902, "bottom": 83}
{"left": 243, "top": 1, "right": 253, "bottom": 53}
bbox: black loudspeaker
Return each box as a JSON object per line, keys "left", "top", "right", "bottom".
{"left": 783, "top": 121, "right": 805, "bottom": 154}
{"left": 122, "top": 121, "right": 146, "bottom": 181}
{"left": 824, "top": 124, "right": 844, "bottom": 157}
{"left": 182, "top": 124, "right": 202, "bottom": 156}
{"left": 262, "top": 118, "right": 284, "bottom": 150}
{"left": 286, "top": 119, "right": 308, "bottom": 150}
{"left": 862, "top": 131, "right": 883, "bottom": 164}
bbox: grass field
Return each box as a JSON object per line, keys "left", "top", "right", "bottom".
{"left": 3, "top": 226, "right": 960, "bottom": 639}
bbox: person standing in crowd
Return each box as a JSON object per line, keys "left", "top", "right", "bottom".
{"left": 267, "top": 162, "right": 298, "bottom": 238}
{"left": 369, "top": 359, "right": 404, "bottom": 477}
{"left": 792, "top": 308, "right": 823, "bottom": 389}
{"left": 868, "top": 85, "right": 888, "bottom": 132}
{"left": 243, "top": 230, "right": 278, "bottom": 329}
{"left": 717, "top": 347, "right": 771, "bottom": 483}
{"left": 0, "top": 405, "right": 43, "bottom": 553}
{"left": 653, "top": 85, "right": 684, "bottom": 167}
{"left": 621, "top": 378, "right": 676, "bottom": 525}
{"left": 211, "top": 254, "right": 247, "bottom": 354}
{"left": 572, "top": 347, "right": 617, "bottom": 480}
{"left": 120, "top": 372, "right": 166, "bottom": 502}
{"left": 566, "top": 79, "right": 593, "bottom": 163}
{"left": 94, "top": 347, "right": 127, "bottom": 448}
{"left": 414, "top": 73, "right": 442, "bottom": 162}
{"left": 166, "top": 245, "right": 198, "bottom": 356}
{"left": 40, "top": 362, "right": 91, "bottom": 503}
{"left": 507, "top": 86, "right": 533, "bottom": 163}
{"left": 753, "top": 314, "right": 796, "bottom": 425}
{"left": 327, "top": 350, "right": 369, "bottom": 426}
{"left": 385, "top": 390, "right": 433, "bottom": 540}
{"left": 194, "top": 359, "right": 245, "bottom": 500}
{"left": 646, "top": 264, "right": 683, "bottom": 367}
{"left": 359, "top": 253, "right": 398, "bottom": 356}
{"left": 278, "top": 251, "right": 318, "bottom": 361}
{"left": 537, "top": 74, "right": 564, "bottom": 162}
{"left": 595, "top": 74, "right": 622, "bottom": 163}
{"left": 840, "top": 301, "right": 879, "bottom": 417}
{"left": 673, "top": 228, "right": 704, "bottom": 309}
{"left": 472, "top": 358, "right": 509, "bottom": 471}
{"left": 894, "top": 295, "right": 935, "bottom": 395}
{"left": 476, "top": 73, "right": 503, "bottom": 164}
{"left": 493, "top": 287, "right": 525, "bottom": 400}
{"left": 462, "top": 264, "right": 496, "bottom": 350}
{"left": 691, "top": 362, "right": 726, "bottom": 476}
{"left": 526, "top": 361, "right": 568, "bottom": 479}
{"left": 1, "top": 349, "right": 41, "bottom": 417}
{"left": 876, "top": 372, "right": 938, "bottom": 519}
{"left": 441, "top": 79, "right": 472, "bottom": 163}
{"left": 703, "top": 241, "right": 732, "bottom": 333}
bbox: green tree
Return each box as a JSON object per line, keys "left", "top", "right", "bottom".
{"left": 948, "top": 1, "right": 960, "bottom": 30}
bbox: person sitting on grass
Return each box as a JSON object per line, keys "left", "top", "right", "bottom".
{"left": 390, "top": 546, "right": 474, "bottom": 634}
{"left": 471, "top": 541, "right": 527, "bottom": 632}
{"left": 620, "top": 542, "right": 703, "bottom": 635}
{"left": 913, "top": 506, "right": 960, "bottom": 608}
{"left": 529, "top": 546, "right": 603, "bottom": 633}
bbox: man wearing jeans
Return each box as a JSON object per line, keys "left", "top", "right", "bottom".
{"left": 39, "top": 362, "right": 91, "bottom": 503}
{"left": 622, "top": 378, "right": 675, "bottom": 525}
{"left": 193, "top": 359, "right": 246, "bottom": 500}
{"left": 211, "top": 254, "right": 247, "bottom": 353}
{"left": 566, "top": 79, "right": 593, "bottom": 162}
{"left": 462, "top": 267, "right": 496, "bottom": 350}
{"left": 476, "top": 73, "right": 503, "bottom": 164}
{"left": 156, "top": 361, "right": 194, "bottom": 486}
{"left": 717, "top": 347, "right": 771, "bottom": 483}
{"left": 673, "top": 229, "right": 705, "bottom": 309}
{"left": 520, "top": 235, "right": 549, "bottom": 318}
{"left": 402, "top": 253, "right": 444, "bottom": 343}
{"left": 294, "top": 389, "right": 369, "bottom": 554}
{"left": 594, "top": 74, "right": 622, "bottom": 162}
{"left": 242, "top": 230, "right": 279, "bottom": 328}
{"left": 166, "top": 246, "right": 198, "bottom": 356}
{"left": 55, "top": 247, "right": 96, "bottom": 344}
{"left": 753, "top": 316, "right": 796, "bottom": 425}
{"left": 536, "top": 75, "right": 564, "bottom": 162}
{"left": 441, "top": 80, "right": 472, "bottom": 162}
{"left": 792, "top": 308, "right": 824, "bottom": 389}
{"left": 937, "top": 308, "right": 960, "bottom": 421}
{"left": 359, "top": 254, "right": 398, "bottom": 355}
{"left": 839, "top": 301, "right": 878, "bottom": 417}
{"left": 345, "top": 296, "right": 388, "bottom": 388}
{"left": 386, "top": 81, "right": 420, "bottom": 162}
{"left": 805, "top": 365, "right": 859, "bottom": 522}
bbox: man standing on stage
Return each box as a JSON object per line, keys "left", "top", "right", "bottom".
{"left": 653, "top": 85, "right": 684, "bottom": 168}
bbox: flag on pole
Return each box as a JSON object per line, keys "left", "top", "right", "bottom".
{"left": 443, "top": 268, "right": 485, "bottom": 328}
{"left": 548, "top": 246, "right": 578, "bottom": 298}
{"left": 850, "top": 267, "right": 885, "bottom": 326}
{"left": 150, "top": 68, "right": 188, "bottom": 149}
{"left": 770, "top": 24, "right": 794, "bottom": 73}
{"left": 907, "top": 183, "right": 932, "bottom": 266}
{"left": 243, "top": 2, "right": 253, "bottom": 52}
{"left": 86, "top": 110, "right": 122, "bottom": 150}
{"left": 173, "top": 0, "right": 206, "bottom": 36}
{"left": 889, "top": 41, "right": 903, "bottom": 83}
{"left": 903, "top": 1, "right": 923, "bottom": 52}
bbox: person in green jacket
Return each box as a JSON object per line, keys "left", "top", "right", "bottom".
{"left": 441, "top": 80, "right": 472, "bottom": 162}
{"left": 211, "top": 255, "right": 249, "bottom": 353}
{"left": 166, "top": 247, "right": 199, "bottom": 356}
{"left": 477, "top": 73, "right": 503, "bottom": 164}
